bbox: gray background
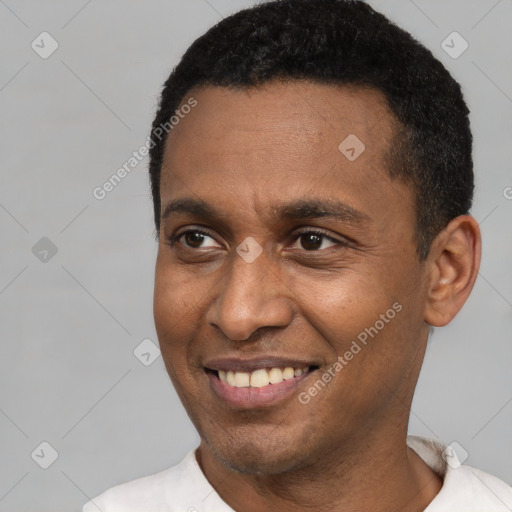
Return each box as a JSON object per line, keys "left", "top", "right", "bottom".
{"left": 0, "top": 0, "right": 511, "bottom": 510}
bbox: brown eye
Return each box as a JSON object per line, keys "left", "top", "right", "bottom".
{"left": 292, "top": 230, "right": 340, "bottom": 251}
{"left": 172, "top": 229, "right": 219, "bottom": 249}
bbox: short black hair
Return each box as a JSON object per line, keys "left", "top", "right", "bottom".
{"left": 148, "top": 0, "right": 473, "bottom": 259}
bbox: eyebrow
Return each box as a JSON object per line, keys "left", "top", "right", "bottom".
{"left": 161, "top": 197, "right": 369, "bottom": 225}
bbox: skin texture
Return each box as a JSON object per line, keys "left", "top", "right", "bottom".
{"left": 153, "top": 81, "right": 481, "bottom": 512}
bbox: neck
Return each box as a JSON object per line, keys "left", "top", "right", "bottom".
{"left": 197, "top": 430, "right": 442, "bottom": 512}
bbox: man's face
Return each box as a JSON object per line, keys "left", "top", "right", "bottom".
{"left": 154, "top": 81, "right": 431, "bottom": 474}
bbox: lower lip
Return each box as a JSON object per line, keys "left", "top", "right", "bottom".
{"left": 206, "top": 370, "right": 313, "bottom": 408}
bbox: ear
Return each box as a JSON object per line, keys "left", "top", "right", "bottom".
{"left": 423, "top": 215, "right": 481, "bottom": 327}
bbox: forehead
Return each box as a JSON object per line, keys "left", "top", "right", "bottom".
{"left": 164, "top": 81, "right": 395, "bottom": 157}
{"left": 159, "top": 81, "right": 412, "bottom": 231}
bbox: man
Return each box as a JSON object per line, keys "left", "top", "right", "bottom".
{"left": 84, "top": 0, "right": 512, "bottom": 510}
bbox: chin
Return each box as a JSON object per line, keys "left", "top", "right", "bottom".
{"left": 203, "top": 427, "right": 315, "bottom": 476}
{"left": 215, "top": 444, "right": 302, "bottom": 476}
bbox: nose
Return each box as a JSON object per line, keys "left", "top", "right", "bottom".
{"left": 205, "top": 245, "right": 294, "bottom": 341}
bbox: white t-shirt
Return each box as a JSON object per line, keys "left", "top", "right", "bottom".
{"left": 83, "top": 435, "right": 512, "bottom": 511}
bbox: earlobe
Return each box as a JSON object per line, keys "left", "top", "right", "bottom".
{"left": 424, "top": 215, "right": 481, "bottom": 327}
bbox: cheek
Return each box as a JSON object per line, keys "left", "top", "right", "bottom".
{"left": 153, "top": 257, "right": 204, "bottom": 382}
{"left": 297, "top": 267, "right": 397, "bottom": 346}
{"left": 154, "top": 254, "right": 199, "bottom": 336}
{"left": 299, "top": 263, "right": 423, "bottom": 399}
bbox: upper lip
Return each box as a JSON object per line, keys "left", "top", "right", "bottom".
{"left": 203, "top": 356, "right": 320, "bottom": 373}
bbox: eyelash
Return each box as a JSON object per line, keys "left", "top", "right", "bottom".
{"left": 169, "top": 228, "right": 345, "bottom": 251}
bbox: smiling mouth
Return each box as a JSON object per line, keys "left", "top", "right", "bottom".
{"left": 203, "top": 358, "right": 321, "bottom": 408}
{"left": 206, "top": 365, "right": 316, "bottom": 389}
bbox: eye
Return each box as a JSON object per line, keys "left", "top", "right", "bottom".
{"left": 290, "top": 230, "right": 342, "bottom": 251}
{"left": 171, "top": 229, "right": 220, "bottom": 249}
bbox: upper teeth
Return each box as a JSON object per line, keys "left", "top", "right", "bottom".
{"left": 218, "top": 366, "right": 309, "bottom": 388}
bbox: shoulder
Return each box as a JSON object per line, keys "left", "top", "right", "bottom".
{"left": 82, "top": 449, "right": 221, "bottom": 512}
{"left": 407, "top": 435, "right": 512, "bottom": 511}
{"left": 432, "top": 463, "right": 512, "bottom": 510}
